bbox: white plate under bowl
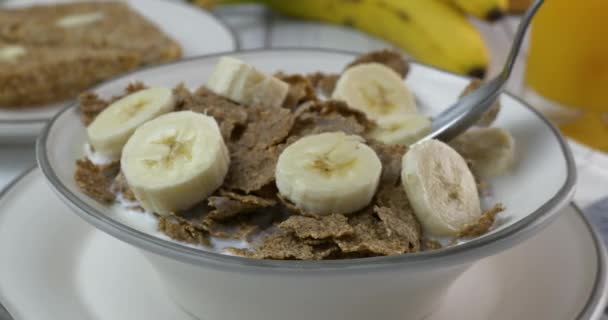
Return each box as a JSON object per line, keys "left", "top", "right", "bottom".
{"left": 0, "top": 0, "right": 237, "bottom": 144}
{"left": 0, "top": 168, "right": 605, "bottom": 320}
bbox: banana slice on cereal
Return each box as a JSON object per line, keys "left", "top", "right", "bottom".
{"left": 275, "top": 132, "right": 382, "bottom": 215}
{"left": 450, "top": 127, "right": 516, "bottom": 178}
{"left": 87, "top": 87, "right": 176, "bottom": 158}
{"left": 401, "top": 139, "right": 482, "bottom": 236}
{"left": 370, "top": 114, "right": 432, "bottom": 146}
{"left": 121, "top": 111, "right": 230, "bottom": 215}
{"left": 0, "top": 45, "right": 26, "bottom": 63}
{"left": 57, "top": 12, "right": 104, "bottom": 28}
{"left": 206, "top": 56, "right": 289, "bottom": 108}
{"left": 332, "top": 62, "right": 417, "bottom": 119}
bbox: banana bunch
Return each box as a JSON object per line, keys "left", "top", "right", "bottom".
{"left": 193, "top": 0, "right": 509, "bottom": 77}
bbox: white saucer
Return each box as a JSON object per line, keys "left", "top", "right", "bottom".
{"left": 0, "top": 0, "right": 237, "bottom": 144}
{"left": 0, "top": 168, "right": 606, "bottom": 320}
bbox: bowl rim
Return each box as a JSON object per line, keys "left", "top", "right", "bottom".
{"left": 36, "top": 47, "right": 577, "bottom": 271}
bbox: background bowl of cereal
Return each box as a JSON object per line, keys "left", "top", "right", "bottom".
{"left": 37, "top": 49, "right": 575, "bottom": 320}
{"left": 0, "top": 0, "right": 236, "bottom": 143}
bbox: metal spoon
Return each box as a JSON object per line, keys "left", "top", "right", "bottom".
{"left": 425, "top": 0, "right": 544, "bottom": 142}
{"left": 0, "top": 301, "right": 13, "bottom": 320}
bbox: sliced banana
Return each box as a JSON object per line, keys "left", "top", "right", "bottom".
{"left": 401, "top": 139, "right": 481, "bottom": 236}
{"left": 206, "top": 56, "right": 289, "bottom": 108}
{"left": 121, "top": 111, "right": 230, "bottom": 216}
{"left": 332, "top": 62, "right": 417, "bottom": 119}
{"left": 370, "top": 114, "right": 432, "bottom": 146}
{"left": 86, "top": 87, "right": 176, "bottom": 159}
{"left": 275, "top": 132, "right": 382, "bottom": 215}
{"left": 450, "top": 127, "right": 516, "bottom": 178}
{"left": 56, "top": 12, "right": 105, "bottom": 28}
{"left": 0, "top": 45, "right": 26, "bottom": 63}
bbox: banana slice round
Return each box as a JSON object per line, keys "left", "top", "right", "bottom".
{"left": 121, "top": 111, "right": 230, "bottom": 216}
{"left": 0, "top": 45, "right": 26, "bottom": 63}
{"left": 332, "top": 62, "right": 417, "bottom": 119}
{"left": 401, "top": 139, "right": 481, "bottom": 236}
{"left": 206, "top": 56, "right": 289, "bottom": 108}
{"left": 276, "top": 132, "right": 382, "bottom": 215}
{"left": 87, "top": 87, "right": 176, "bottom": 158}
{"left": 450, "top": 127, "right": 516, "bottom": 178}
{"left": 370, "top": 114, "right": 432, "bottom": 146}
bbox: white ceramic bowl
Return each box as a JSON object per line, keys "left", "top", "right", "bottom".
{"left": 37, "top": 49, "right": 576, "bottom": 320}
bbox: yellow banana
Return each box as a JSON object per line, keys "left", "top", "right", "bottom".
{"left": 449, "top": 0, "right": 508, "bottom": 21}
{"left": 194, "top": 0, "right": 489, "bottom": 77}
{"left": 507, "top": 0, "right": 533, "bottom": 14}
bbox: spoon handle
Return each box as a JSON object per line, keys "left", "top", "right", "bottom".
{"left": 0, "top": 301, "right": 14, "bottom": 320}
{"left": 503, "top": 0, "right": 545, "bottom": 79}
{"left": 426, "top": 0, "right": 544, "bottom": 142}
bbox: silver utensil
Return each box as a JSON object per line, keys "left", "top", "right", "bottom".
{"left": 0, "top": 301, "right": 14, "bottom": 320}
{"left": 426, "top": 0, "right": 544, "bottom": 142}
